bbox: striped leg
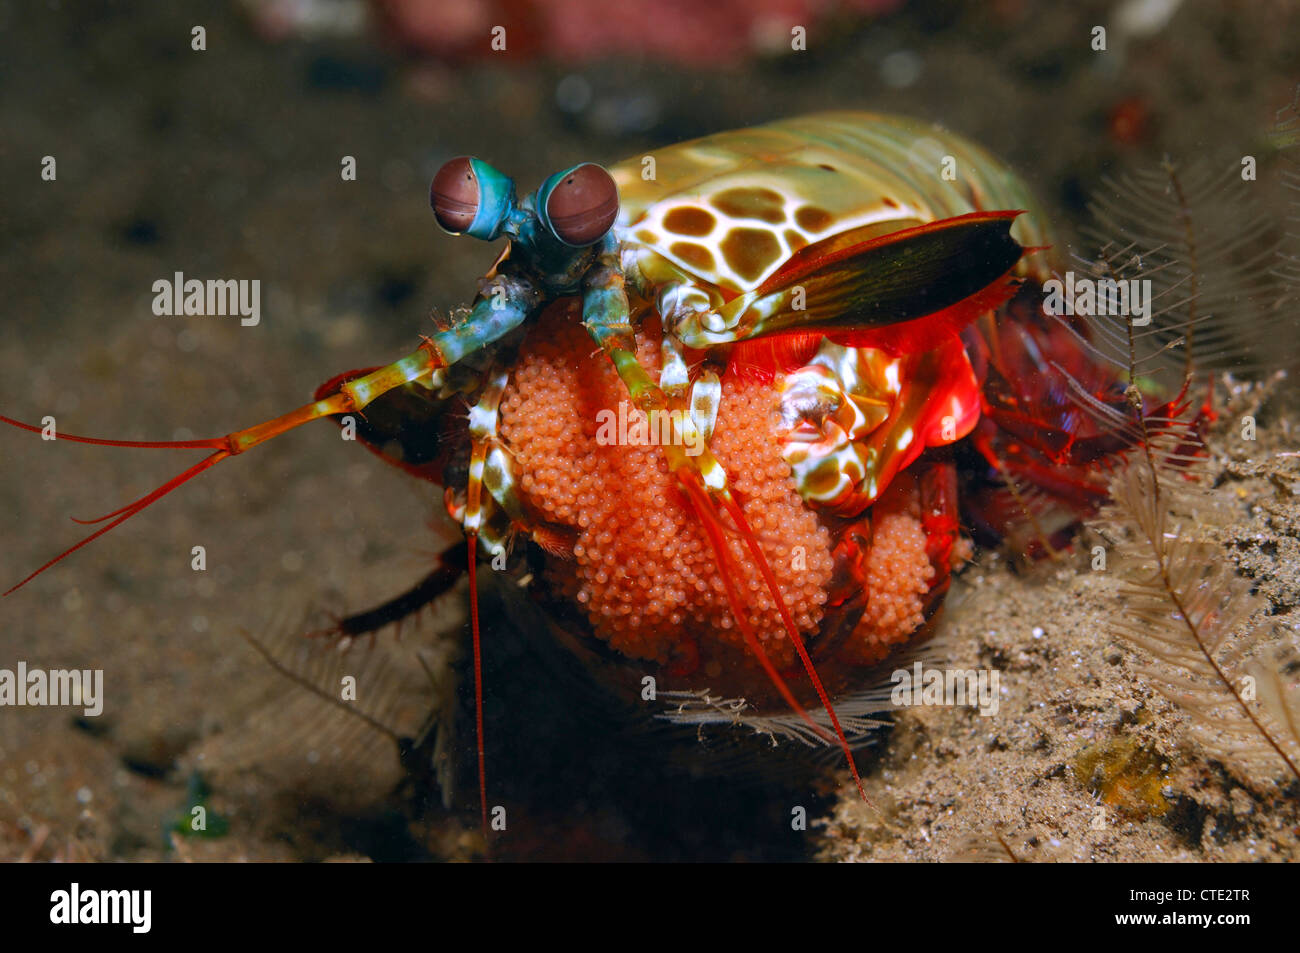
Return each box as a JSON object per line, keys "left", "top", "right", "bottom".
{"left": 458, "top": 365, "right": 514, "bottom": 838}
{"left": 2, "top": 277, "right": 540, "bottom": 596}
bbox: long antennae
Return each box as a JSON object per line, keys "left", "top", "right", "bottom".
{"left": 466, "top": 534, "right": 488, "bottom": 840}
{"left": 0, "top": 415, "right": 229, "bottom": 449}
{"left": 1, "top": 340, "right": 446, "bottom": 596}
{"left": 678, "top": 475, "right": 822, "bottom": 731}
{"left": 716, "top": 491, "right": 872, "bottom": 805}
{"left": 3, "top": 450, "right": 229, "bottom": 596}
{"left": 678, "top": 470, "right": 873, "bottom": 807}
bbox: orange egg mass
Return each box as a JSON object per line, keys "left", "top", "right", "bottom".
{"left": 498, "top": 300, "right": 935, "bottom": 688}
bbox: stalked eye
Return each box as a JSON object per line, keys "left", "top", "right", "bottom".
{"left": 430, "top": 157, "right": 515, "bottom": 241}
{"left": 430, "top": 157, "right": 480, "bottom": 234}
{"left": 538, "top": 163, "right": 620, "bottom": 247}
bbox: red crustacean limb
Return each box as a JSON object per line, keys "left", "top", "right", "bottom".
{"left": 965, "top": 285, "right": 1199, "bottom": 521}
{"left": 0, "top": 438, "right": 209, "bottom": 596}
{"left": 676, "top": 469, "right": 874, "bottom": 808}
{"left": 0, "top": 340, "right": 447, "bottom": 596}
{"left": 466, "top": 535, "right": 487, "bottom": 837}
{"left": 917, "top": 455, "right": 961, "bottom": 596}
{"left": 2, "top": 357, "right": 506, "bottom": 842}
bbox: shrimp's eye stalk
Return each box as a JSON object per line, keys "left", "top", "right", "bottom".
{"left": 537, "top": 163, "right": 620, "bottom": 247}
{"left": 430, "top": 156, "right": 515, "bottom": 241}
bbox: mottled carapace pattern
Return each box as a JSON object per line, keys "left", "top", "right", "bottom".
{"left": 612, "top": 111, "right": 1052, "bottom": 295}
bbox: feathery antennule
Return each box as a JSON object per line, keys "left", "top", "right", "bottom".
{"left": 656, "top": 687, "right": 890, "bottom": 749}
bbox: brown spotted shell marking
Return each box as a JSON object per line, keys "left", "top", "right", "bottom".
{"left": 609, "top": 111, "right": 1053, "bottom": 294}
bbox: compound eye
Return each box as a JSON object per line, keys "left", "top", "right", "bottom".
{"left": 430, "top": 157, "right": 479, "bottom": 234}
{"left": 543, "top": 163, "right": 619, "bottom": 246}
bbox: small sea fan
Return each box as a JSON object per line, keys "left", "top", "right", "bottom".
{"left": 1076, "top": 148, "right": 1297, "bottom": 383}
{"left": 1095, "top": 424, "right": 1300, "bottom": 790}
